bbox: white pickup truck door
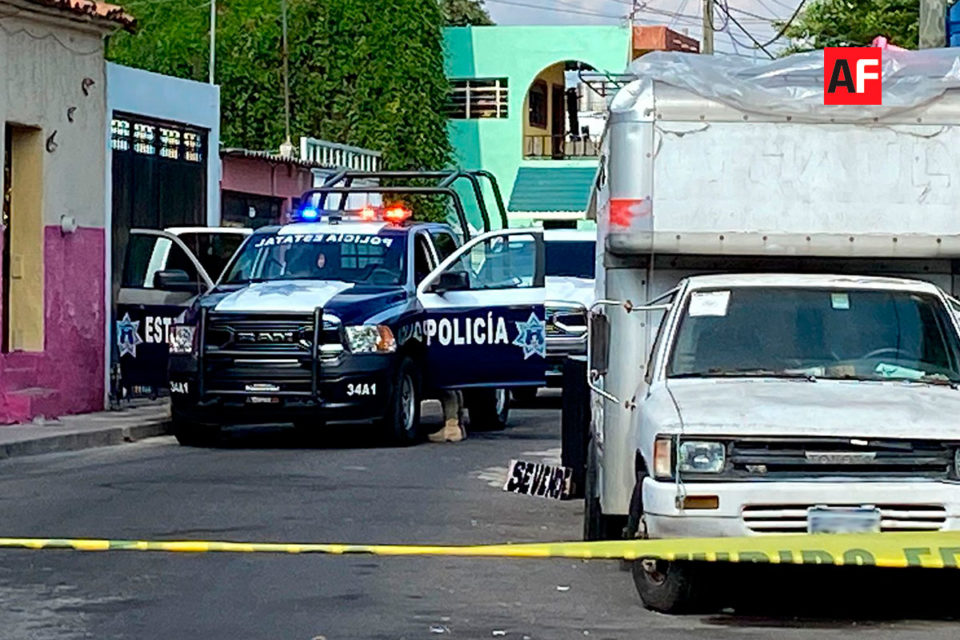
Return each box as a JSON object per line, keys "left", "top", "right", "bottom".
{"left": 416, "top": 229, "right": 546, "bottom": 390}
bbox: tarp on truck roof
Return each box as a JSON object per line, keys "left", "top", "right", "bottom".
{"left": 619, "top": 48, "right": 960, "bottom": 122}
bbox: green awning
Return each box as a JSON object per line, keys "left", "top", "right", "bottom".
{"left": 508, "top": 167, "right": 596, "bottom": 213}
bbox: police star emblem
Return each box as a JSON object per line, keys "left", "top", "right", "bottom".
{"left": 513, "top": 312, "right": 546, "bottom": 360}
{"left": 116, "top": 313, "right": 144, "bottom": 358}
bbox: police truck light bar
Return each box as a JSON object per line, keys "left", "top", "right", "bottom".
{"left": 383, "top": 205, "right": 412, "bottom": 225}
{"left": 292, "top": 203, "right": 413, "bottom": 224}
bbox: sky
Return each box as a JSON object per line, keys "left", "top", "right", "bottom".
{"left": 482, "top": 0, "right": 802, "bottom": 59}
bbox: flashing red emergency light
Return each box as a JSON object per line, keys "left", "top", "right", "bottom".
{"left": 383, "top": 204, "right": 413, "bottom": 225}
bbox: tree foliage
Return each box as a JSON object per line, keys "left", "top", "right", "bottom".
{"left": 778, "top": 0, "right": 918, "bottom": 53}
{"left": 439, "top": 0, "right": 494, "bottom": 26}
{"left": 107, "top": 0, "right": 452, "bottom": 175}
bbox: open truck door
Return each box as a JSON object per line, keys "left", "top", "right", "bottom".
{"left": 113, "top": 228, "right": 247, "bottom": 399}
{"left": 416, "top": 228, "right": 546, "bottom": 390}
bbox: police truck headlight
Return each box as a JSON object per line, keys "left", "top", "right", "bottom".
{"left": 345, "top": 325, "right": 396, "bottom": 353}
{"left": 678, "top": 441, "right": 726, "bottom": 474}
{"left": 168, "top": 325, "right": 196, "bottom": 355}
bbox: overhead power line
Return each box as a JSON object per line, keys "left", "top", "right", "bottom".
{"left": 753, "top": 0, "right": 807, "bottom": 47}
{"left": 484, "top": 0, "right": 624, "bottom": 19}
{"left": 713, "top": 0, "right": 776, "bottom": 58}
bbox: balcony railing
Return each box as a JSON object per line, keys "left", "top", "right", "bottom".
{"left": 523, "top": 134, "right": 601, "bottom": 159}
{"left": 299, "top": 137, "right": 383, "bottom": 172}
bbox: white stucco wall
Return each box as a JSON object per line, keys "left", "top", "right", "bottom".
{"left": 0, "top": 8, "right": 108, "bottom": 229}
{"left": 105, "top": 62, "right": 221, "bottom": 227}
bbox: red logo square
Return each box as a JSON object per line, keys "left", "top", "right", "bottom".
{"left": 824, "top": 47, "right": 882, "bottom": 105}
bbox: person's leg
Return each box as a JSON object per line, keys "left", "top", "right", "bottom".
{"left": 429, "top": 391, "right": 465, "bottom": 443}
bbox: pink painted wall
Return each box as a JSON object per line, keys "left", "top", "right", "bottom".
{"left": 221, "top": 156, "right": 316, "bottom": 218}
{"left": 0, "top": 226, "right": 104, "bottom": 424}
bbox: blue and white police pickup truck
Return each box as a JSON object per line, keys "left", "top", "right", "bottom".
{"left": 165, "top": 197, "right": 548, "bottom": 446}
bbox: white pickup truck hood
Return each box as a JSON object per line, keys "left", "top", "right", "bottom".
{"left": 666, "top": 378, "right": 960, "bottom": 441}
{"left": 545, "top": 276, "right": 595, "bottom": 309}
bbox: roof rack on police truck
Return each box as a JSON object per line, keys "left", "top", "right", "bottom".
{"left": 313, "top": 169, "right": 509, "bottom": 236}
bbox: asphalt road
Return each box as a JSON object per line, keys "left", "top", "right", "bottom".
{"left": 2, "top": 396, "right": 960, "bottom": 639}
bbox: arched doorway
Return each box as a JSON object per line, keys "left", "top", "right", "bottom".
{"left": 522, "top": 61, "right": 602, "bottom": 161}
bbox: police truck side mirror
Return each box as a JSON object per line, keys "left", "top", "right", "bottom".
{"left": 154, "top": 269, "right": 203, "bottom": 294}
{"left": 432, "top": 270, "right": 470, "bottom": 294}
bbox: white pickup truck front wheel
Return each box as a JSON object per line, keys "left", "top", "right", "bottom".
{"left": 631, "top": 559, "right": 704, "bottom": 613}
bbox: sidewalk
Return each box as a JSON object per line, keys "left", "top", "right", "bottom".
{"left": 0, "top": 399, "right": 171, "bottom": 460}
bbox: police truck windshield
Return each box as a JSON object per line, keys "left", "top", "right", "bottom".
{"left": 223, "top": 232, "right": 406, "bottom": 286}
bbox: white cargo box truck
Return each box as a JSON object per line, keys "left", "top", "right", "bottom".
{"left": 583, "top": 49, "right": 960, "bottom": 612}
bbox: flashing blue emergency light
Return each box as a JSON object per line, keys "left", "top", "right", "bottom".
{"left": 298, "top": 206, "right": 321, "bottom": 221}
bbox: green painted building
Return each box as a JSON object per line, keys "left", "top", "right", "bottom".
{"left": 442, "top": 25, "right": 698, "bottom": 231}
{"left": 442, "top": 25, "right": 629, "bottom": 231}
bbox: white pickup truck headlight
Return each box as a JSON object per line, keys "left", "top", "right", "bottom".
{"left": 345, "top": 325, "right": 396, "bottom": 353}
{"left": 168, "top": 325, "right": 196, "bottom": 354}
{"left": 678, "top": 441, "right": 726, "bottom": 473}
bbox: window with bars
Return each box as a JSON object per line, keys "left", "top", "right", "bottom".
{"left": 111, "top": 116, "right": 205, "bottom": 163}
{"left": 133, "top": 123, "right": 156, "bottom": 155}
{"left": 111, "top": 119, "right": 130, "bottom": 151}
{"left": 183, "top": 132, "right": 203, "bottom": 162}
{"left": 446, "top": 78, "right": 509, "bottom": 119}
{"left": 159, "top": 128, "right": 181, "bottom": 159}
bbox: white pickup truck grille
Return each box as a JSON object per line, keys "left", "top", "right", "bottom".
{"left": 741, "top": 504, "right": 947, "bottom": 534}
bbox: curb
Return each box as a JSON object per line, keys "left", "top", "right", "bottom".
{"left": 0, "top": 419, "right": 171, "bottom": 461}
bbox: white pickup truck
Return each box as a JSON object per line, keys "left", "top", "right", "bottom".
{"left": 580, "top": 48, "right": 960, "bottom": 612}
{"left": 627, "top": 273, "right": 960, "bottom": 609}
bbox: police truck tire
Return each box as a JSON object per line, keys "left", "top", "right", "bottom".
{"left": 511, "top": 387, "right": 538, "bottom": 406}
{"left": 464, "top": 388, "right": 509, "bottom": 431}
{"left": 172, "top": 411, "right": 220, "bottom": 447}
{"left": 376, "top": 358, "right": 421, "bottom": 446}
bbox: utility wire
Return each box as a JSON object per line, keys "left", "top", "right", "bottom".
{"left": 713, "top": 0, "right": 775, "bottom": 58}
{"left": 753, "top": 0, "right": 790, "bottom": 20}
{"left": 630, "top": 3, "right": 771, "bottom": 24}
{"left": 726, "top": 5, "right": 782, "bottom": 20}
{"left": 484, "top": 0, "right": 624, "bottom": 19}
{"left": 667, "top": 0, "right": 692, "bottom": 29}
{"left": 711, "top": 0, "right": 730, "bottom": 32}
{"left": 753, "top": 0, "right": 807, "bottom": 47}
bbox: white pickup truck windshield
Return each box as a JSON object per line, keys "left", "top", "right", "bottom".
{"left": 667, "top": 287, "right": 960, "bottom": 384}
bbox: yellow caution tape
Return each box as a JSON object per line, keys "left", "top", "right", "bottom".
{"left": 4, "top": 532, "right": 960, "bottom": 568}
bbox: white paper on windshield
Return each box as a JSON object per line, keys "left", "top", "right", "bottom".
{"left": 689, "top": 291, "right": 730, "bottom": 317}
{"left": 831, "top": 293, "right": 850, "bottom": 310}
{"left": 874, "top": 362, "right": 925, "bottom": 380}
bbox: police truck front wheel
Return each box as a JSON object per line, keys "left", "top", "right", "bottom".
{"left": 464, "top": 388, "right": 509, "bottom": 431}
{"left": 172, "top": 410, "right": 220, "bottom": 447}
{"left": 376, "top": 358, "right": 421, "bottom": 446}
